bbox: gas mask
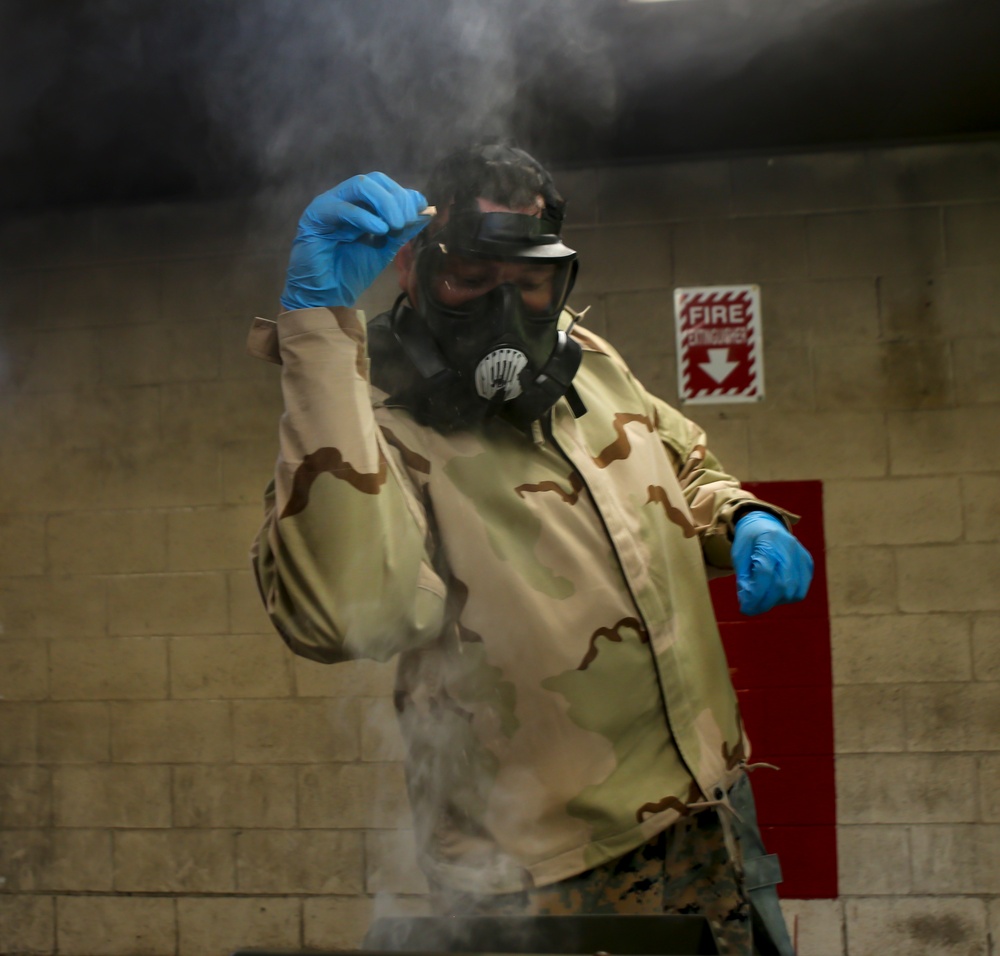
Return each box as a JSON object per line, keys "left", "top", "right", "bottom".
{"left": 388, "top": 207, "right": 585, "bottom": 431}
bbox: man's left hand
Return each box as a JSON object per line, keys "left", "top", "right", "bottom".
{"left": 731, "top": 511, "right": 814, "bottom": 616}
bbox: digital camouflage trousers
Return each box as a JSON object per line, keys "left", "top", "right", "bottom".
{"left": 430, "top": 809, "right": 753, "bottom": 955}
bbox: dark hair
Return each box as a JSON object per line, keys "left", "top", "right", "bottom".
{"left": 425, "top": 142, "right": 566, "bottom": 224}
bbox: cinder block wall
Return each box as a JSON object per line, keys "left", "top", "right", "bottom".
{"left": 0, "top": 140, "right": 997, "bottom": 956}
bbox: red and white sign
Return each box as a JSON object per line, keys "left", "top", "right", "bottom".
{"left": 674, "top": 285, "right": 764, "bottom": 404}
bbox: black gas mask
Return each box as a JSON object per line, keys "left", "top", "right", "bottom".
{"left": 388, "top": 207, "right": 585, "bottom": 431}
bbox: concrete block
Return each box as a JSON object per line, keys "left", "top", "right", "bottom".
{"left": 897, "top": 544, "right": 1000, "bottom": 612}
{"left": 160, "top": 380, "right": 284, "bottom": 447}
{"left": 53, "top": 765, "right": 171, "bottom": 827}
{"left": 37, "top": 701, "right": 110, "bottom": 762}
{"left": 837, "top": 825, "right": 912, "bottom": 895}
{"left": 890, "top": 408, "right": 1000, "bottom": 476}
{"left": 754, "top": 346, "right": 817, "bottom": 410}
{"left": 157, "top": 197, "right": 290, "bottom": 259}
{"left": 159, "top": 254, "right": 286, "bottom": 324}
{"left": 0, "top": 573, "right": 106, "bottom": 638}
{"left": 41, "top": 384, "right": 160, "bottom": 452}
{"left": 0, "top": 766, "right": 51, "bottom": 827}
{"left": 972, "top": 614, "right": 1000, "bottom": 680}
{"left": 834, "top": 685, "right": 907, "bottom": 753}
{"left": 50, "top": 636, "right": 168, "bottom": 700}
{"left": 294, "top": 656, "right": 396, "bottom": 699}
{"left": 869, "top": 141, "right": 1000, "bottom": 204}
{"left": 7, "top": 203, "right": 166, "bottom": 269}
{"left": 879, "top": 270, "right": 1000, "bottom": 339}
{"left": 0, "top": 829, "right": 112, "bottom": 891}
{"left": 98, "top": 320, "right": 221, "bottom": 387}
{"left": 910, "top": 825, "right": 1000, "bottom": 893}
{"left": 806, "top": 208, "right": 944, "bottom": 278}
{"left": 778, "top": 898, "right": 843, "bottom": 956}
{"left": 111, "top": 700, "right": 232, "bottom": 763}
{"left": 113, "top": 829, "right": 236, "bottom": 892}
{"left": 166, "top": 505, "right": 262, "bottom": 572}
{"left": 0, "top": 445, "right": 106, "bottom": 513}
{"left": 756, "top": 278, "right": 879, "bottom": 350}
{"left": 952, "top": 337, "right": 1000, "bottom": 405}
{"left": 366, "top": 830, "right": 428, "bottom": 895}
{"left": 554, "top": 167, "right": 600, "bottom": 226}
{"left": 603, "top": 289, "right": 675, "bottom": 390}
{"left": 304, "top": 897, "right": 375, "bottom": 951}
{"left": 227, "top": 568, "right": 273, "bottom": 634}
{"left": 981, "top": 755, "right": 1000, "bottom": 823}
{"left": 100, "top": 440, "right": 222, "bottom": 508}
{"left": 582, "top": 223, "right": 673, "bottom": 293}
{"left": 233, "top": 699, "right": 359, "bottom": 763}
{"left": 299, "top": 762, "right": 411, "bottom": 829}
{"left": 963, "top": 477, "right": 1000, "bottom": 543}
{"left": 221, "top": 314, "right": 284, "bottom": 382}
{"left": 945, "top": 203, "right": 1000, "bottom": 268}
{"left": 47, "top": 509, "right": 167, "bottom": 574}
{"left": 177, "top": 897, "right": 301, "bottom": 956}
{"left": 813, "top": 341, "right": 953, "bottom": 411}
{"left": 831, "top": 614, "right": 972, "bottom": 684}
{"left": 170, "top": 633, "right": 293, "bottom": 698}
{"left": 673, "top": 216, "right": 808, "bottom": 285}
{"left": 600, "top": 159, "right": 731, "bottom": 222}
{"left": 731, "top": 150, "right": 871, "bottom": 216}
{"left": 236, "top": 829, "right": 364, "bottom": 893}
{"left": 0, "top": 640, "right": 49, "bottom": 700}
{"left": 221, "top": 440, "right": 277, "bottom": 506}
{"left": 0, "top": 327, "right": 100, "bottom": 392}
{"left": 0, "top": 269, "right": 39, "bottom": 327}
{"left": 836, "top": 754, "right": 977, "bottom": 824}
{"left": 35, "top": 261, "right": 161, "bottom": 330}
{"left": 748, "top": 412, "right": 888, "bottom": 480}
{"left": 0, "top": 895, "right": 55, "bottom": 955}
{"left": 845, "top": 896, "right": 988, "bottom": 956}
{"left": 0, "top": 514, "right": 45, "bottom": 575}
{"left": 57, "top": 894, "right": 176, "bottom": 956}
{"left": 173, "top": 764, "right": 297, "bottom": 829}
{"left": 107, "top": 572, "right": 228, "bottom": 636}
{"left": 905, "top": 682, "right": 1000, "bottom": 751}
{"left": 824, "top": 477, "right": 962, "bottom": 547}
{"left": 0, "top": 702, "right": 37, "bottom": 763}
{"left": 881, "top": 339, "right": 955, "bottom": 409}
{"left": 360, "top": 697, "right": 407, "bottom": 762}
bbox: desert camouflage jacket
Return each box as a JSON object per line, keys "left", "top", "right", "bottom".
{"left": 249, "top": 305, "right": 790, "bottom": 893}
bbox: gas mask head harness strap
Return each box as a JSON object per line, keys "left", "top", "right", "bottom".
{"left": 388, "top": 144, "right": 587, "bottom": 432}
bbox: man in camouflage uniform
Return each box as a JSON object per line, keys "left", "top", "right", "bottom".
{"left": 250, "top": 144, "right": 813, "bottom": 955}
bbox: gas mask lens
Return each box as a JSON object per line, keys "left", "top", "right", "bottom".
{"left": 430, "top": 252, "right": 568, "bottom": 317}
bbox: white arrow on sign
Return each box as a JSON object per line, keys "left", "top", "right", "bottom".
{"left": 699, "top": 347, "right": 740, "bottom": 384}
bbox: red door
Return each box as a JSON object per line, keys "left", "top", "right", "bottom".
{"left": 711, "top": 480, "right": 838, "bottom": 899}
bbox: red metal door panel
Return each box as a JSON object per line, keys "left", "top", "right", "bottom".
{"left": 760, "top": 826, "right": 840, "bottom": 900}
{"left": 711, "top": 480, "right": 837, "bottom": 899}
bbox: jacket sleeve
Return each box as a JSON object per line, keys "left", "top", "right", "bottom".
{"left": 248, "top": 307, "right": 447, "bottom": 663}
{"left": 643, "top": 389, "right": 796, "bottom": 570}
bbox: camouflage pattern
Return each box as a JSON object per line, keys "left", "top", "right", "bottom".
{"left": 428, "top": 808, "right": 751, "bottom": 955}
{"left": 249, "top": 305, "right": 794, "bottom": 895}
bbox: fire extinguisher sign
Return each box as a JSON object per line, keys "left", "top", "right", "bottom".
{"left": 674, "top": 285, "right": 764, "bottom": 404}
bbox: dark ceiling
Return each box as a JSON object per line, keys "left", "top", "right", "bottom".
{"left": 2, "top": 0, "right": 999, "bottom": 212}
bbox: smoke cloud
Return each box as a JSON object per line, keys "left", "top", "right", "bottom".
{"left": 2, "top": 0, "right": 998, "bottom": 210}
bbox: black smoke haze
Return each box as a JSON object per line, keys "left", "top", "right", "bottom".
{"left": 1, "top": 0, "right": 998, "bottom": 211}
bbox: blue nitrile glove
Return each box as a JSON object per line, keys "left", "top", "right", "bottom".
{"left": 281, "top": 172, "right": 431, "bottom": 310}
{"left": 731, "top": 510, "right": 814, "bottom": 616}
